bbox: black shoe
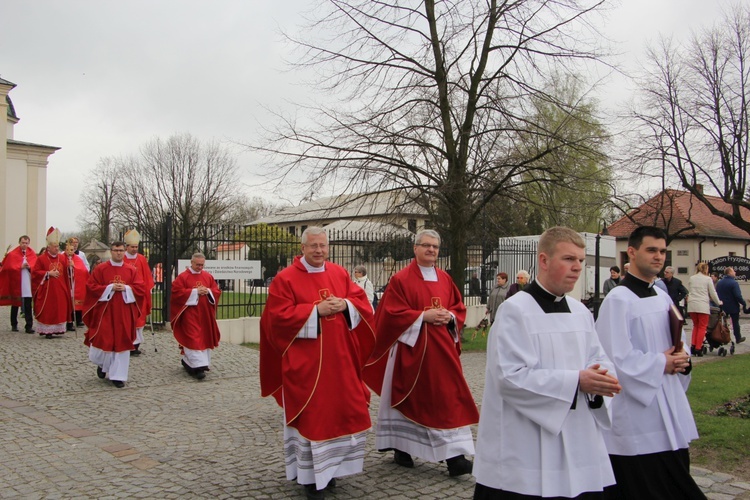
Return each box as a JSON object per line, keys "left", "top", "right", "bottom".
{"left": 394, "top": 450, "right": 414, "bottom": 468}
{"left": 181, "top": 359, "right": 196, "bottom": 375}
{"left": 446, "top": 455, "right": 473, "bottom": 477}
{"left": 737, "top": 337, "right": 746, "bottom": 344}
{"left": 112, "top": 380, "right": 125, "bottom": 388}
{"left": 326, "top": 478, "right": 336, "bottom": 490}
{"left": 195, "top": 370, "right": 206, "bottom": 380}
{"left": 11, "top": 326, "right": 18, "bottom": 332}
{"left": 130, "top": 349, "right": 141, "bottom": 357}
{"left": 45, "top": 334, "right": 53, "bottom": 339}
{"left": 66, "top": 323, "right": 75, "bottom": 332}
{"left": 25, "top": 327, "right": 34, "bottom": 334}
{"left": 304, "top": 484, "right": 325, "bottom": 500}
{"left": 97, "top": 366, "right": 106, "bottom": 379}
{"left": 76, "top": 322, "right": 85, "bottom": 327}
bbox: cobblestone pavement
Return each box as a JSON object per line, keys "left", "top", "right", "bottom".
{"left": 0, "top": 308, "right": 748, "bottom": 499}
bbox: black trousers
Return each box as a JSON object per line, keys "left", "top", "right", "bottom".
{"left": 10, "top": 297, "right": 33, "bottom": 330}
{"left": 728, "top": 312, "right": 742, "bottom": 342}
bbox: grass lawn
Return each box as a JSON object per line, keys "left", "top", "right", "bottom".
{"left": 148, "top": 291, "right": 268, "bottom": 322}
{"left": 461, "top": 327, "right": 489, "bottom": 352}
{"left": 687, "top": 355, "right": 750, "bottom": 480}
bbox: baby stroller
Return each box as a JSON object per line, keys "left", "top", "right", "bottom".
{"left": 704, "top": 306, "right": 735, "bottom": 357}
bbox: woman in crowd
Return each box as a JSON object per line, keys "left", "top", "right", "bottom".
{"left": 687, "top": 262, "right": 721, "bottom": 356}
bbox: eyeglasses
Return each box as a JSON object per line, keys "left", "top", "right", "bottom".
{"left": 416, "top": 243, "right": 440, "bottom": 250}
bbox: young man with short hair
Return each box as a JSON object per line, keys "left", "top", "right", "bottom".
{"left": 595, "top": 226, "right": 702, "bottom": 498}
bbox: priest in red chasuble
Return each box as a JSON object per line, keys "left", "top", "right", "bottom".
{"left": 260, "top": 226, "right": 375, "bottom": 499}
{"left": 363, "top": 229, "right": 478, "bottom": 477}
{"left": 32, "top": 228, "right": 73, "bottom": 338}
{"left": 65, "top": 238, "right": 89, "bottom": 332}
{"left": 124, "top": 229, "right": 154, "bottom": 355}
{"left": 0, "top": 234, "right": 37, "bottom": 333}
{"left": 170, "top": 252, "right": 221, "bottom": 380}
{"left": 82, "top": 241, "right": 145, "bottom": 389}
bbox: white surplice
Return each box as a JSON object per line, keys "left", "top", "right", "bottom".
{"left": 473, "top": 292, "right": 616, "bottom": 497}
{"left": 595, "top": 286, "right": 698, "bottom": 456}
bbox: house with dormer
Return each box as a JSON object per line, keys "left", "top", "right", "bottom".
{"left": 606, "top": 188, "right": 750, "bottom": 292}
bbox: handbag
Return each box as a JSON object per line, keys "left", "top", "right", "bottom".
{"left": 710, "top": 312, "right": 731, "bottom": 344}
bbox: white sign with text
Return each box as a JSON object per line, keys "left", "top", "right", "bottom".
{"left": 177, "top": 259, "right": 262, "bottom": 280}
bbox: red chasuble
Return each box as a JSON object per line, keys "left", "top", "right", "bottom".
{"left": 170, "top": 268, "right": 221, "bottom": 351}
{"left": 0, "top": 246, "right": 37, "bottom": 306}
{"left": 125, "top": 253, "right": 154, "bottom": 328}
{"left": 72, "top": 254, "right": 89, "bottom": 311}
{"left": 363, "top": 260, "right": 479, "bottom": 429}
{"left": 82, "top": 261, "right": 146, "bottom": 352}
{"left": 32, "top": 251, "right": 73, "bottom": 326}
{"left": 260, "top": 257, "right": 376, "bottom": 442}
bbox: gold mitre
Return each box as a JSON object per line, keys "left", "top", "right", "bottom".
{"left": 46, "top": 227, "right": 61, "bottom": 246}
{"left": 124, "top": 229, "right": 141, "bottom": 246}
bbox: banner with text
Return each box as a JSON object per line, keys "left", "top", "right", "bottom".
{"left": 708, "top": 256, "right": 750, "bottom": 282}
{"left": 176, "top": 259, "right": 262, "bottom": 280}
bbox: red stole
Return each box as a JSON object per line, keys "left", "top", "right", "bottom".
{"left": 259, "top": 256, "right": 376, "bottom": 441}
{"left": 363, "top": 260, "right": 478, "bottom": 429}
{"left": 169, "top": 269, "right": 221, "bottom": 351}
{"left": 0, "top": 246, "right": 38, "bottom": 306}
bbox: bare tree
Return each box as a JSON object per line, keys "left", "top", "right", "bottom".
{"left": 115, "top": 133, "right": 243, "bottom": 258}
{"left": 78, "top": 157, "right": 122, "bottom": 243}
{"left": 80, "top": 133, "right": 244, "bottom": 263}
{"left": 248, "top": 0, "right": 608, "bottom": 286}
{"left": 628, "top": 4, "right": 750, "bottom": 234}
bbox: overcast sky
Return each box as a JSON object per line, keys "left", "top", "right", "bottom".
{"left": 0, "top": 0, "right": 735, "bottom": 233}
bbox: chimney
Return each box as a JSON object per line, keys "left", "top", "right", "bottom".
{"left": 695, "top": 184, "right": 703, "bottom": 194}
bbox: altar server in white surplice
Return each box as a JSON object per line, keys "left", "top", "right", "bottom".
{"left": 473, "top": 227, "right": 621, "bottom": 499}
{"left": 595, "top": 226, "right": 703, "bottom": 499}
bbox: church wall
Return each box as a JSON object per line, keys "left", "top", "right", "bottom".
{"left": 3, "top": 157, "right": 29, "bottom": 249}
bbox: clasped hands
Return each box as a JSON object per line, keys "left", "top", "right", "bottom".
{"left": 424, "top": 307, "right": 453, "bottom": 326}
{"left": 317, "top": 296, "right": 347, "bottom": 317}
{"left": 579, "top": 364, "right": 621, "bottom": 398}
{"left": 664, "top": 346, "right": 690, "bottom": 374}
{"left": 196, "top": 285, "right": 210, "bottom": 296}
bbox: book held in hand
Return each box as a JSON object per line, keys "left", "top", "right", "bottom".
{"left": 668, "top": 303, "right": 685, "bottom": 351}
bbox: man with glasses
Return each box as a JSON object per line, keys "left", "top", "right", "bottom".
{"left": 364, "top": 229, "right": 478, "bottom": 477}
{"left": 260, "top": 227, "right": 375, "bottom": 500}
{"left": 82, "top": 241, "right": 146, "bottom": 389}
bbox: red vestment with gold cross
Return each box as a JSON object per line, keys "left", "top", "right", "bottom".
{"left": 82, "top": 261, "right": 145, "bottom": 352}
{"left": 260, "top": 256, "right": 376, "bottom": 442}
{"left": 363, "top": 259, "right": 478, "bottom": 429}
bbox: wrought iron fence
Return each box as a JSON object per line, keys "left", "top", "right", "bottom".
{"left": 124, "top": 219, "right": 518, "bottom": 323}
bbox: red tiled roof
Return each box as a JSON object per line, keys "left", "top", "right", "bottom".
{"left": 607, "top": 189, "right": 750, "bottom": 240}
